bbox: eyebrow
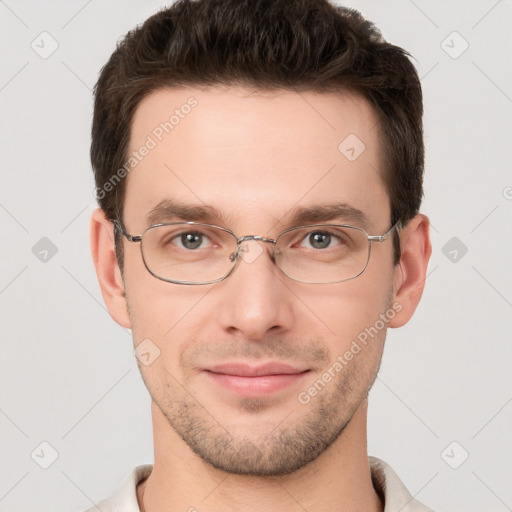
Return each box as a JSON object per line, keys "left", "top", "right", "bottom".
{"left": 146, "top": 199, "right": 233, "bottom": 226}
{"left": 145, "top": 198, "right": 370, "bottom": 230}
{"left": 288, "top": 203, "right": 369, "bottom": 229}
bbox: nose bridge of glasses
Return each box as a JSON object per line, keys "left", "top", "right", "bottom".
{"left": 237, "top": 235, "right": 276, "bottom": 244}
{"left": 231, "top": 235, "right": 277, "bottom": 263}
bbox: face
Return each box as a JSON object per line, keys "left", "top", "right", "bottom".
{"left": 121, "top": 86, "right": 396, "bottom": 475}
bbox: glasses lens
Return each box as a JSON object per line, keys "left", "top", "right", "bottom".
{"left": 275, "top": 225, "right": 370, "bottom": 283}
{"left": 141, "top": 224, "right": 237, "bottom": 283}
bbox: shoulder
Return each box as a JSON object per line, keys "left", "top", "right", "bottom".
{"left": 81, "top": 464, "right": 153, "bottom": 512}
{"left": 369, "top": 456, "right": 436, "bottom": 512}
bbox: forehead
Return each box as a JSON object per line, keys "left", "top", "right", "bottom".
{"left": 124, "top": 86, "right": 389, "bottom": 232}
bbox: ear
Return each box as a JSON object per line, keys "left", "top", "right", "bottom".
{"left": 388, "top": 213, "right": 432, "bottom": 328}
{"left": 90, "top": 208, "right": 131, "bottom": 328}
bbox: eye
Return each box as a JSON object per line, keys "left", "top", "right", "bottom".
{"left": 171, "top": 231, "right": 208, "bottom": 250}
{"left": 149, "top": 224, "right": 234, "bottom": 257}
{"left": 170, "top": 230, "right": 212, "bottom": 250}
{"left": 298, "top": 230, "right": 343, "bottom": 250}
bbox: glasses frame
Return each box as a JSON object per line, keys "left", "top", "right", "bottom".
{"left": 114, "top": 219, "right": 401, "bottom": 285}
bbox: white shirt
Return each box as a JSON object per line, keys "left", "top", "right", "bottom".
{"left": 83, "top": 456, "right": 435, "bottom": 512}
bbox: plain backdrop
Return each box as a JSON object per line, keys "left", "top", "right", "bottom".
{"left": 1, "top": 1, "right": 511, "bottom": 511}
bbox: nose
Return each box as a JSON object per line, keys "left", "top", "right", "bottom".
{"left": 216, "top": 239, "right": 294, "bottom": 341}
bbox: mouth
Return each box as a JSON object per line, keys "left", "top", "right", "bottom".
{"left": 203, "top": 362, "right": 311, "bottom": 397}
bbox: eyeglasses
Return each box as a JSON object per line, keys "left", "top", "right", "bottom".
{"left": 114, "top": 220, "right": 401, "bottom": 285}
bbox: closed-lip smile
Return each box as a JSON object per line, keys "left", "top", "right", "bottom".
{"left": 203, "top": 362, "right": 310, "bottom": 396}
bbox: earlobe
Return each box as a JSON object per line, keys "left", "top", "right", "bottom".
{"left": 388, "top": 214, "right": 432, "bottom": 328}
{"left": 90, "top": 208, "right": 131, "bottom": 328}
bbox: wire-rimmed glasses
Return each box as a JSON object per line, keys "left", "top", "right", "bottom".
{"left": 114, "top": 220, "right": 401, "bottom": 285}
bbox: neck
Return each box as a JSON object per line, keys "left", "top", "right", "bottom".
{"left": 137, "top": 400, "right": 383, "bottom": 512}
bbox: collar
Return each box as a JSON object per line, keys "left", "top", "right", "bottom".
{"left": 89, "top": 457, "right": 434, "bottom": 512}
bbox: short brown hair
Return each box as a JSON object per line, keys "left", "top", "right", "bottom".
{"left": 91, "top": 0, "right": 424, "bottom": 269}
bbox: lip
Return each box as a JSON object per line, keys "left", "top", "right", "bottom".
{"left": 206, "top": 362, "right": 307, "bottom": 377}
{"left": 203, "top": 362, "right": 310, "bottom": 397}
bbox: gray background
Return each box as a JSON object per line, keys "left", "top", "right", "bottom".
{"left": 1, "top": 1, "right": 511, "bottom": 511}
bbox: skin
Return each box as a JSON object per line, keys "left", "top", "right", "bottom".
{"left": 90, "top": 86, "right": 431, "bottom": 512}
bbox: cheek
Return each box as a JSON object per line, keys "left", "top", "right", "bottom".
{"left": 123, "top": 257, "right": 208, "bottom": 372}
{"left": 306, "top": 271, "right": 393, "bottom": 347}
{"left": 128, "top": 289, "right": 202, "bottom": 346}
{"left": 123, "top": 246, "right": 181, "bottom": 334}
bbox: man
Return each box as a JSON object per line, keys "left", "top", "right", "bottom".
{"left": 88, "top": 0, "right": 433, "bottom": 510}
